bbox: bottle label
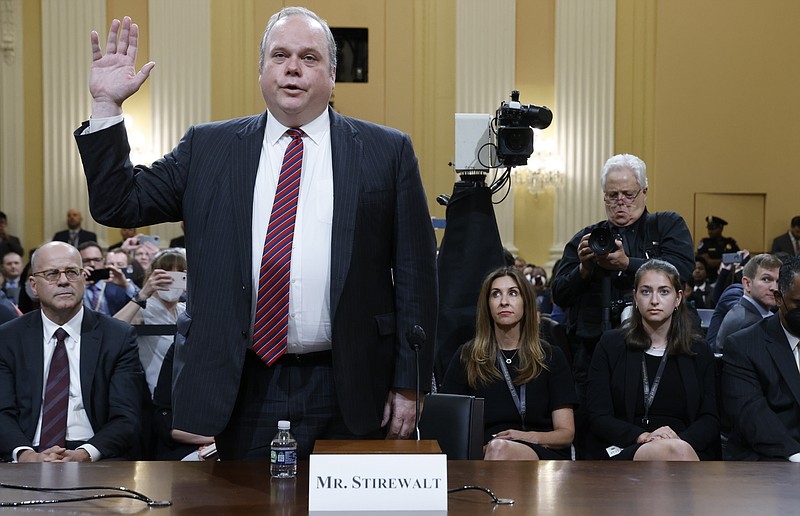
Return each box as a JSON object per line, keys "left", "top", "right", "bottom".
{"left": 271, "top": 449, "right": 297, "bottom": 466}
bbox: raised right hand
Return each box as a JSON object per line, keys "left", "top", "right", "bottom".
{"left": 89, "top": 16, "right": 155, "bottom": 118}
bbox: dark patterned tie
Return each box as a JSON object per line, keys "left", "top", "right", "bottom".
{"left": 252, "top": 129, "right": 304, "bottom": 365}
{"left": 39, "top": 328, "right": 70, "bottom": 450}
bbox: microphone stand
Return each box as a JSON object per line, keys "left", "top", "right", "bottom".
{"left": 407, "top": 325, "right": 426, "bottom": 440}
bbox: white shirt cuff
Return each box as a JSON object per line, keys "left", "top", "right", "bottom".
{"left": 12, "top": 446, "right": 34, "bottom": 462}
{"left": 79, "top": 443, "right": 102, "bottom": 462}
{"left": 83, "top": 114, "right": 125, "bottom": 135}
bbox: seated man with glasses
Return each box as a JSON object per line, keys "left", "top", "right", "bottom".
{"left": 0, "top": 241, "right": 145, "bottom": 462}
{"left": 551, "top": 153, "right": 695, "bottom": 456}
{"left": 77, "top": 241, "right": 138, "bottom": 316}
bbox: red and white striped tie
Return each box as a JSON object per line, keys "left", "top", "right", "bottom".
{"left": 252, "top": 129, "right": 304, "bottom": 365}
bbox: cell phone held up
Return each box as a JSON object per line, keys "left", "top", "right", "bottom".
{"left": 87, "top": 268, "right": 111, "bottom": 283}
{"left": 721, "top": 252, "right": 743, "bottom": 265}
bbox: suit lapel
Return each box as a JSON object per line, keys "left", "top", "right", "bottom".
{"left": 26, "top": 312, "right": 46, "bottom": 427}
{"left": 624, "top": 348, "right": 640, "bottom": 422}
{"left": 232, "top": 113, "right": 268, "bottom": 288}
{"left": 79, "top": 310, "right": 102, "bottom": 419}
{"left": 742, "top": 298, "right": 762, "bottom": 318}
{"left": 329, "top": 109, "right": 361, "bottom": 319}
{"left": 764, "top": 317, "right": 800, "bottom": 405}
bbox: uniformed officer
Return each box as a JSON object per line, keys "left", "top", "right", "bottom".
{"left": 697, "top": 215, "right": 739, "bottom": 282}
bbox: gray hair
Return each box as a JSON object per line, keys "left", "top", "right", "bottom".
{"left": 258, "top": 6, "right": 337, "bottom": 78}
{"left": 601, "top": 154, "right": 648, "bottom": 190}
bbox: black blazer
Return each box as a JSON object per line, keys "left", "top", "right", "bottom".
{"left": 0, "top": 309, "right": 145, "bottom": 460}
{"left": 52, "top": 229, "right": 98, "bottom": 246}
{"left": 587, "top": 329, "right": 720, "bottom": 459}
{"left": 771, "top": 232, "right": 796, "bottom": 256}
{"left": 722, "top": 315, "right": 800, "bottom": 460}
{"left": 75, "top": 108, "right": 438, "bottom": 437}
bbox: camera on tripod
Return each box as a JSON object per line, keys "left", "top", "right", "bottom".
{"left": 495, "top": 90, "right": 553, "bottom": 167}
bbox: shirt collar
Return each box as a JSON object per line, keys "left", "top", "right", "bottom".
{"left": 41, "top": 307, "right": 85, "bottom": 343}
{"left": 742, "top": 294, "right": 773, "bottom": 318}
{"left": 265, "top": 108, "right": 330, "bottom": 147}
{"left": 781, "top": 320, "right": 800, "bottom": 352}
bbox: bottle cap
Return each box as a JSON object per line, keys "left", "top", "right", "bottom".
{"left": 278, "top": 420, "right": 291, "bottom": 430}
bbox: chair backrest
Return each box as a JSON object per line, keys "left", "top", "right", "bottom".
{"left": 539, "top": 315, "right": 572, "bottom": 367}
{"left": 696, "top": 308, "right": 714, "bottom": 328}
{"left": 418, "top": 393, "right": 484, "bottom": 460}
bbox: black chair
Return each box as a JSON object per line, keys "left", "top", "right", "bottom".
{"left": 539, "top": 315, "right": 572, "bottom": 367}
{"left": 419, "top": 393, "right": 484, "bottom": 460}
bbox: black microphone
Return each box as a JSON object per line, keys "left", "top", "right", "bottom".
{"left": 407, "top": 325, "right": 426, "bottom": 440}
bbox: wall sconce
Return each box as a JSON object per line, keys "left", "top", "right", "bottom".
{"left": 511, "top": 130, "right": 565, "bottom": 195}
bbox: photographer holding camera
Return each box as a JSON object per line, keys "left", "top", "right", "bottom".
{"left": 551, "top": 154, "right": 694, "bottom": 455}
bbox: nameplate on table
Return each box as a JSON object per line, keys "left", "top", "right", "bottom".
{"left": 308, "top": 453, "right": 447, "bottom": 512}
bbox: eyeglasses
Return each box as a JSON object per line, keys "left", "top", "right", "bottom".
{"left": 31, "top": 267, "right": 84, "bottom": 283}
{"left": 603, "top": 188, "right": 643, "bottom": 206}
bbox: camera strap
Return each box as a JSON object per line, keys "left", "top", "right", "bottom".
{"left": 643, "top": 212, "right": 661, "bottom": 259}
{"left": 496, "top": 353, "right": 527, "bottom": 430}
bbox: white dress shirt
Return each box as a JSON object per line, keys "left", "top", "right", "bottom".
{"left": 86, "top": 112, "right": 334, "bottom": 354}
{"left": 251, "top": 110, "right": 333, "bottom": 353}
{"left": 13, "top": 308, "right": 101, "bottom": 461}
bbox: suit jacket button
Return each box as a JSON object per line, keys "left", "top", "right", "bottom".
{"left": 241, "top": 330, "right": 247, "bottom": 337}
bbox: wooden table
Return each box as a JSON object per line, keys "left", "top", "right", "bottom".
{"left": 1, "top": 460, "right": 799, "bottom": 514}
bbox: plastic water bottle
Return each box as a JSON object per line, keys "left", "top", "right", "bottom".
{"left": 270, "top": 420, "right": 297, "bottom": 478}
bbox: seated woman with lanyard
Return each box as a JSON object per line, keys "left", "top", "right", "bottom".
{"left": 441, "top": 266, "right": 576, "bottom": 460}
{"left": 586, "top": 259, "right": 720, "bottom": 460}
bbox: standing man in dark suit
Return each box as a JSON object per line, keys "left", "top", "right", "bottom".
{"left": 723, "top": 256, "right": 800, "bottom": 461}
{"left": 52, "top": 208, "right": 98, "bottom": 247}
{"left": 716, "top": 253, "right": 781, "bottom": 351}
{"left": 74, "top": 8, "right": 437, "bottom": 460}
{"left": 771, "top": 216, "right": 800, "bottom": 256}
{"left": 0, "top": 241, "right": 144, "bottom": 462}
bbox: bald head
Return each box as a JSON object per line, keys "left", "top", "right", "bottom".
{"left": 31, "top": 241, "right": 81, "bottom": 272}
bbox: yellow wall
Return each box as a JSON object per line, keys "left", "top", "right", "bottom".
{"left": 617, "top": 0, "right": 800, "bottom": 253}
{"left": 513, "top": 0, "right": 556, "bottom": 267}
{"left": 22, "top": 0, "right": 43, "bottom": 250}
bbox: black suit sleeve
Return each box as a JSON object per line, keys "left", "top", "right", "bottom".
{"left": 86, "top": 324, "right": 145, "bottom": 458}
{"left": 677, "top": 345, "right": 720, "bottom": 453}
{"left": 0, "top": 335, "right": 33, "bottom": 458}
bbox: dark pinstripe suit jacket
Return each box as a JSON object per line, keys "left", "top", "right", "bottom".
{"left": 0, "top": 309, "right": 145, "bottom": 460}
{"left": 74, "top": 108, "right": 438, "bottom": 436}
{"left": 722, "top": 315, "right": 800, "bottom": 460}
